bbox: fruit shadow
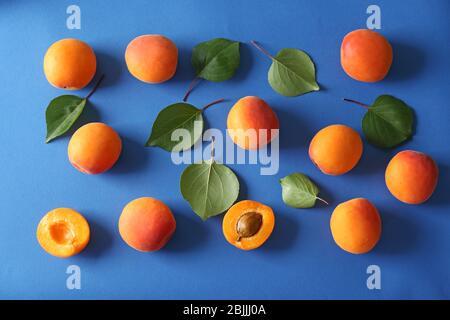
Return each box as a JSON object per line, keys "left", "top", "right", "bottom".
{"left": 426, "top": 163, "right": 450, "bottom": 207}
{"left": 350, "top": 144, "right": 394, "bottom": 177}
{"left": 260, "top": 212, "right": 299, "bottom": 252}
{"left": 373, "top": 207, "right": 419, "bottom": 255}
{"left": 169, "top": 44, "right": 196, "bottom": 85}
{"left": 111, "top": 136, "right": 150, "bottom": 174}
{"left": 275, "top": 107, "right": 313, "bottom": 150}
{"left": 385, "top": 41, "right": 426, "bottom": 82}
{"left": 96, "top": 51, "right": 123, "bottom": 89}
{"left": 82, "top": 218, "right": 114, "bottom": 258}
{"left": 164, "top": 213, "right": 209, "bottom": 252}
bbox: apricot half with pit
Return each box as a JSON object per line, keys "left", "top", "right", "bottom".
{"left": 37, "top": 208, "right": 90, "bottom": 258}
{"left": 223, "top": 200, "right": 275, "bottom": 250}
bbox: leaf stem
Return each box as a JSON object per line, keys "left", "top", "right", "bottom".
{"left": 343, "top": 98, "right": 369, "bottom": 109}
{"left": 202, "top": 98, "right": 225, "bottom": 112}
{"left": 316, "top": 196, "right": 329, "bottom": 206}
{"left": 183, "top": 77, "right": 201, "bottom": 102}
{"left": 85, "top": 74, "right": 105, "bottom": 100}
{"left": 210, "top": 136, "right": 215, "bottom": 162}
{"left": 250, "top": 40, "right": 275, "bottom": 60}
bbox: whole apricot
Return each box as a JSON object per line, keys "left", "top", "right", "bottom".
{"left": 227, "top": 96, "right": 279, "bottom": 150}
{"left": 119, "top": 197, "right": 176, "bottom": 252}
{"left": 43, "top": 38, "right": 96, "bottom": 89}
{"left": 68, "top": 122, "right": 122, "bottom": 174}
{"left": 37, "top": 208, "right": 90, "bottom": 258}
{"left": 125, "top": 34, "right": 178, "bottom": 83}
{"left": 330, "top": 198, "right": 381, "bottom": 254}
{"left": 223, "top": 200, "right": 275, "bottom": 251}
{"left": 341, "top": 29, "right": 393, "bottom": 82}
{"left": 309, "top": 124, "right": 363, "bottom": 175}
{"left": 385, "top": 150, "right": 438, "bottom": 204}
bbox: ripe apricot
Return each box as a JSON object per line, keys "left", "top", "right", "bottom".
{"left": 309, "top": 124, "right": 363, "bottom": 175}
{"left": 125, "top": 34, "right": 178, "bottom": 83}
{"left": 119, "top": 197, "right": 176, "bottom": 252}
{"left": 43, "top": 38, "right": 96, "bottom": 89}
{"left": 68, "top": 122, "right": 122, "bottom": 174}
{"left": 385, "top": 150, "right": 438, "bottom": 204}
{"left": 37, "top": 208, "right": 90, "bottom": 258}
{"left": 223, "top": 200, "right": 275, "bottom": 250}
{"left": 227, "top": 96, "right": 279, "bottom": 150}
{"left": 330, "top": 198, "right": 381, "bottom": 254}
{"left": 341, "top": 29, "right": 393, "bottom": 82}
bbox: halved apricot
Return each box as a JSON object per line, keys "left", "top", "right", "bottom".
{"left": 37, "top": 208, "right": 90, "bottom": 258}
{"left": 223, "top": 200, "right": 275, "bottom": 250}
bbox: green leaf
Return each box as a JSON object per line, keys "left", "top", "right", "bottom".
{"left": 362, "top": 95, "right": 414, "bottom": 148}
{"left": 192, "top": 38, "right": 240, "bottom": 82}
{"left": 146, "top": 102, "right": 203, "bottom": 152}
{"left": 180, "top": 160, "right": 239, "bottom": 220}
{"left": 45, "top": 95, "right": 86, "bottom": 143}
{"left": 280, "top": 173, "right": 326, "bottom": 208}
{"left": 268, "top": 48, "right": 320, "bottom": 97}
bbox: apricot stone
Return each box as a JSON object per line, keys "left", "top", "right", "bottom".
{"left": 341, "top": 29, "right": 393, "bottom": 82}
{"left": 43, "top": 38, "right": 96, "bottom": 90}
{"left": 68, "top": 122, "right": 122, "bottom": 174}
{"left": 227, "top": 96, "right": 279, "bottom": 150}
{"left": 119, "top": 197, "right": 176, "bottom": 252}
{"left": 125, "top": 34, "right": 178, "bottom": 83}
{"left": 309, "top": 124, "right": 363, "bottom": 175}
{"left": 385, "top": 150, "right": 438, "bottom": 204}
{"left": 330, "top": 198, "right": 381, "bottom": 254}
{"left": 37, "top": 208, "right": 90, "bottom": 258}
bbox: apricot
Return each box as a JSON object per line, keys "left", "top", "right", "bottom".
{"left": 330, "top": 198, "right": 381, "bottom": 254}
{"left": 309, "top": 124, "right": 363, "bottom": 175}
{"left": 341, "top": 29, "right": 393, "bottom": 82}
{"left": 68, "top": 122, "right": 122, "bottom": 174}
{"left": 223, "top": 200, "right": 275, "bottom": 250}
{"left": 37, "top": 208, "right": 90, "bottom": 258}
{"left": 125, "top": 34, "right": 178, "bottom": 83}
{"left": 227, "top": 96, "right": 279, "bottom": 150}
{"left": 118, "top": 197, "right": 176, "bottom": 252}
{"left": 43, "top": 38, "right": 96, "bottom": 89}
{"left": 385, "top": 150, "right": 438, "bottom": 204}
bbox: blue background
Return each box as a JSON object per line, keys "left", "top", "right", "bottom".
{"left": 0, "top": 0, "right": 449, "bottom": 299}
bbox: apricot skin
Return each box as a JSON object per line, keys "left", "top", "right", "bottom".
{"left": 341, "top": 29, "right": 393, "bottom": 82}
{"left": 385, "top": 150, "right": 438, "bottom": 204}
{"left": 309, "top": 124, "right": 363, "bottom": 175}
{"left": 330, "top": 198, "right": 381, "bottom": 254}
{"left": 43, "top": 38, "right": 96, "bottom": 90}
{"left": 119, "top": 197, "right": 176, "bottom": 252}
{"left": 37, "top": 208, "right": 90, "bottom": 258}
{"left": 227, "top": 96, "right": 279, "bottom": 150}
{"left": 125, "top": 35, "right": 178, "bottom": 83}
{"left": 68, "top": 122, "right": 122, "bottom": 174}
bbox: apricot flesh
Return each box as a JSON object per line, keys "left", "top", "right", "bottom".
{"left": 341, "top": 29, "right": 393, "bottom": 82}
{"left": 385, "top": 150, "right": 438, "bottom": 204}
{"left": 68, "top": 122, "right": 122, "bottom": 174}
{"left": 43, "top": 38, "right": 97, "bottom": 89}
{"left": 119, "top": 197, "right": 176, "bottom": 252}
{"left": 125, "top": 34, "right": 178, "bottom": 83}
{"left": 37, "top": 208, "right": 90, "bottom": 258}
{"left": 223, "top": 200, "right": 275, "bottom": 250}
{"left": 330, "top": 198, "right": 381, "bottom": 254}
{"left": 227, "top": 96, "right": 279, "bottom": 150}
{"left": 309, "top": 124, "right": 363, "bottom": 175}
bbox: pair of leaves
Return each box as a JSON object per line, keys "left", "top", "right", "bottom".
{"left": 280, "top": 173, "right": 327, "bottom": 208}
{"left": 252, "top": 41, "right": 319, "bottom": 97}
{"left": 180, "top": 159, "right": 240, "bottom": 220}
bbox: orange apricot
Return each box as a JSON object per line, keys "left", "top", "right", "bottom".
{"left": 118, "top": 197, "right": 176, "bottom": 252}
{"left": 385, "top": 150, "right": 438, "bottom": 204}
{"left": 330, "top": 198, "right": 381, "bottom": 254}
{"left": 309, "top": 124, "right": 363, "bottom": 175}
{"left": 37, "top": 208, "right": 90, "bottom": 258}
{"left": 223, "top": 200, "right": 275, "bottom": 251}
{"left": 43, "top": 38, "right": 96, "bottom": 89}
{"left": 125, "top": 34, "right": 178, "bottom": 83}
{"left": 341, "top": 29, "right": 393, "bottom": 82}
{"left": 227, "top": 96, "right": 279, "bottom": 150}
{"left": 68, "top": 122, "right": 122, "bottom": 174}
